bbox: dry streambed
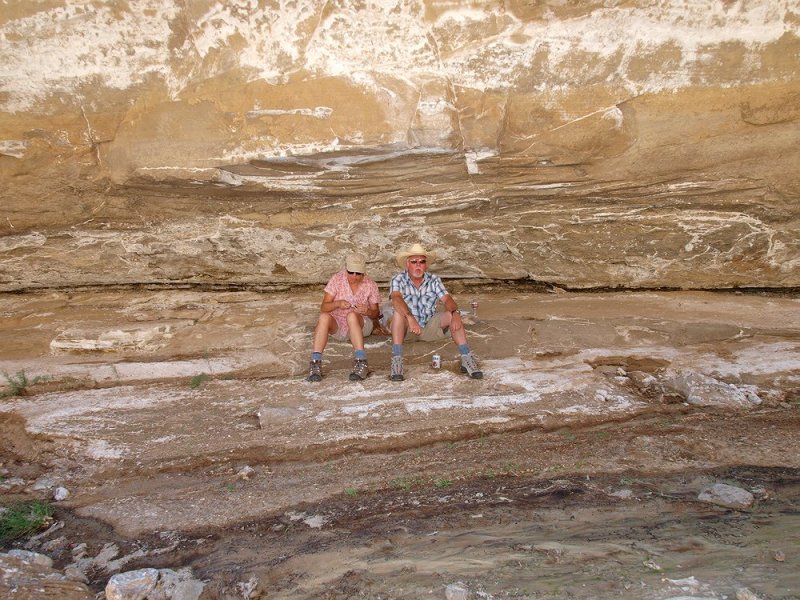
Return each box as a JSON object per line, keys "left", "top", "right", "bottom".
{"left": 1, "top": 288, "right": 799, "bottom": 597}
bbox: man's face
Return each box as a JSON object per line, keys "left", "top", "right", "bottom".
{"left": 407, "top": 254, "right": 428, "bottom": 278}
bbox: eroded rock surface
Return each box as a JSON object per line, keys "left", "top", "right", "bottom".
{"left": 1, "top": 1, "right": 798, "bottom": 290}
{"left": 0, "top": 287, "right": 798, "bottom": 597}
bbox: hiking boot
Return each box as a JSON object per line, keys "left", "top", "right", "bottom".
{"left": 307, "top": 359, "right": 322, "bottom": 382}
{"left": 460, "top": 353, "right": 483, "bottom": 379}
{"left": 390, "top": 355, "right": 404, "bottom": 381}
{"left": 349, "top": 359, "right": 369, "bottom": 381}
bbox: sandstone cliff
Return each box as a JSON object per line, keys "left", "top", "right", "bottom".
{"left": 1, "top": 1, "right": 798, "bottom": 290}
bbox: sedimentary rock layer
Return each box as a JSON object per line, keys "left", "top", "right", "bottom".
{"left": 0, "top": 1, "right": 798, "bottom": 289}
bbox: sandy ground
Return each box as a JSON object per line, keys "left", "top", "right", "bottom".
{"left": 0, "top": 287, "right": 799, "bottom": 598}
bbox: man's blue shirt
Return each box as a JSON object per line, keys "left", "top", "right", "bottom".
{"left": 389, "top": 271, "right": 449, "bottom": 327}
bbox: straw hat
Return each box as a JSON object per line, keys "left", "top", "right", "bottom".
{"left": 345, "top": 252, "right": 367, "bottom": 273}
{"left": 395, "top": 243, "right": 437, "bottom": 268}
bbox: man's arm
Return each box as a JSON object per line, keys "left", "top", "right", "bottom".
{"left": 390, "top": 290, "right": 421, "bottom": 334}
{"left": 441, "top": 293, "right": 464, "bottom": 333}
{"left": 390, "top": 290, "right": 413, "bottom": 319}
{"left": 441, "top": 293, "right": 458, "bottom": 314}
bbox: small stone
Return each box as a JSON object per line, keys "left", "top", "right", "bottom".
{"left": 53, "top": 486, "right": 69, "bottom": 501}
{"left": 236, "top": 575, "right": 259, "bottom": 599}
{"left": 0, "top": 476, "right": 26, "bottom": 492}
{"left": 7, "top": 549, "right": 54, "bottom": 568}
{"left": 736, "top": 588, "right": 762, "bottom": 600}
{"left": 445, "top": 582, "right": 470, "bottom": 600}
{"left": 237, "top": 466, "right": 255, "bottom": 480}
{"left": 642, "top": 559, "right": 661, "bottom": 571}
{"left": 697, "top": 482, "right": 754, "bottom": 510}
{"left": 62, "top": 565, "right": 89, "bottom": 582}
{"left": 773, "top": 550, "right": 785, "bottom": 562}
{"left": 27, "top": 477, "right": 55, "bottom": 492}
{"left": 155, "top": 567, "right": 205, "bottom": 600}
{"left": 105, "top": 568, "right": 159, "bottom": 600}
{"left": 40, "top": 536, "right": 68, "bottom": 553}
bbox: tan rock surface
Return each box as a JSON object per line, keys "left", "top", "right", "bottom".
{"left": 1, "top": 287, "right": 799, "bottom": 535}
{"left": 0, "top": 287, "right": 798, "bottom": 597}
{"left": 1, "top": 1, "right": 798, "bottom": 290}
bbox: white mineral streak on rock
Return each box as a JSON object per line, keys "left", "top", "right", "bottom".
{"left": 0, "top": 1, "right": 180, "bottom": 112}
{"left": 246, "top": 106, "right": 334, "bottom": 119}
{"left": 465, "top": 148, "right": 497, "bottom": 174}
{"left": 286, "top": 511, "right": 327, "bottom": 529}
{"left": 4, "top": 1, "right": 792, "bottom": 113}
{"left": 217, "top": 169, "right": 322, "bottom": 190}
{"left": 0, "top": 140, "right": 28, "bottom": 158}
{"left": 602, "top": 107, "right": 624, "bottom": 128}
{"left": 86, "top": 441, "right": 125, "bottom": 460}
{"left": 0, "top": 232, "right": 48, "bottom": 252}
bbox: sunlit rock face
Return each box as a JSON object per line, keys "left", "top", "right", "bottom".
{"left": 0, "top": 1, "right": 798, "bottom": 291}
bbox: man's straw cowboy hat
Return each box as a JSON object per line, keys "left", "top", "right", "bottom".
{"left": 395, "top": 243, "right": 437, "bottom": 268}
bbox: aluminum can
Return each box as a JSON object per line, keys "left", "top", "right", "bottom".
{"left": 470, "top": 300, "right": 478, "bottom": 314}
{"left": 432, "top": 354, "right": 441, "bottom": 369}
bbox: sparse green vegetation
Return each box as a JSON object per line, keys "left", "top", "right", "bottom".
{"left": 190, "top": 373, "right": 210, "bottom": 389}
{"left": 0, "top": 500, "right": 54, "bottom": 542}
{"left": 390, "top": 476, "right": 424, "bottom": 490}
{"left": 344, "top": 487, "right": 358, "bottom": 497}
{"left": 559, "top": 430, "right": 577, "bottom": 442}
{"left": 433, "top": 478, "right": 453, "bottom": 489}
{"left": 1, "top": 371, "right": 48, "bottom": 398}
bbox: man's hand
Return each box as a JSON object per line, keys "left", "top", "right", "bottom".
{"left": 406, "top": 314, "right": 421, "bottom": 335}
{"left": 449, "top": 311, "right": 464, "bottom": 333}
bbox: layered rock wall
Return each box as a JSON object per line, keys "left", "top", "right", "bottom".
{"left": 0, "top": 1, "right": 798, "bottom": 290}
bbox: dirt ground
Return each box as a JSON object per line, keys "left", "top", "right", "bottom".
{"left": 1, "top": 287, "right": 799, "bottom": 599}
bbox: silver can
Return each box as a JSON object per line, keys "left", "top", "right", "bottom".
{"left": 471, "top": 299, "right": 478, "bottom": 315}
{"left": 432, "top": 354, "right": 441, "bottom": 369}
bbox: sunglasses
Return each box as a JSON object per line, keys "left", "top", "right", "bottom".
{"left": 346, "top": 270, "right": 364, "bottom": 276}
{"left": 408, "top": 259, "right": 427, "bottom": 264}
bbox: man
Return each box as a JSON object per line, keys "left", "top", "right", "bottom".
{"left": 385, "top": 242, "right": 483, "bottom": 381}
{"left": 308, "top": 252, "right": 380, "bottom": 382}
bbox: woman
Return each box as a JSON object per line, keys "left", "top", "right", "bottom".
{"left": 307, "top": 252, "right": 380, "bottom": 381}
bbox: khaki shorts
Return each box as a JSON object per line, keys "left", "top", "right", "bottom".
{"left": 386, "top": 310, "right": 446, "bottom": 342}
{"left": 332, "top": 315, "right": 374, "bottom": 341}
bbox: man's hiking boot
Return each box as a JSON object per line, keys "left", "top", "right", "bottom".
{"left": 307, "top": 360, "right": 322, "bottom": 382}
{"left": 460, "top": 353, "right": 483, "bottom": 379}
{"left": 390, "top": 355, "right": 404, "bottom": 381}
{"left": 349, "top": 359, "right": 369, "bottom": 381}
